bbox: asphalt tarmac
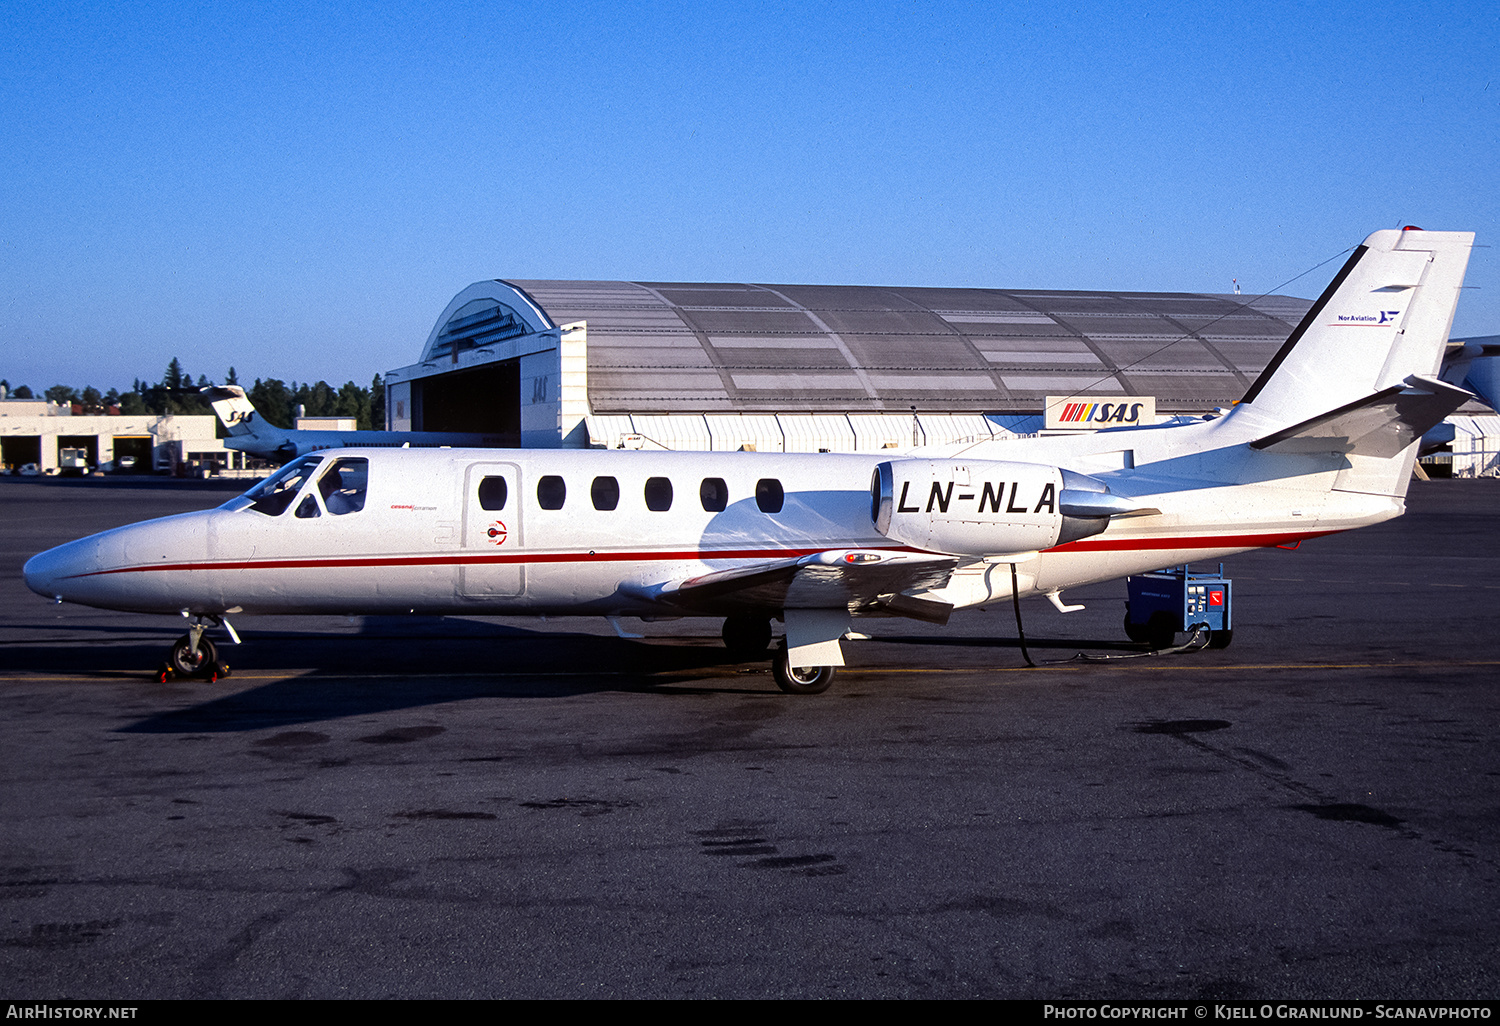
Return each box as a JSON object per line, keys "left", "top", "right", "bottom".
{"left": 2, "top": 475, "right": 1497, "bottom": 999}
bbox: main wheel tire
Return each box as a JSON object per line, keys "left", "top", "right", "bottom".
{"left": 169, "top": 634, "right": 218, "bottom": 677}
{"left": 1206, "top": 628, "right": 1234, "bottom": 650}
{"left": 1145, "top": 612, "right": 1177, "bottom": 651}
{"left": 772, "top": 644, "right": 836, "bottom": 695}
{"left": 722, "top": 615, "right": 773, "bottom": 660}
{"left": 1123, "top": 612, "right": 1153, "bottom": 644}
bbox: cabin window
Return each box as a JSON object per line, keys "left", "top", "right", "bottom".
{"left": 243, "top": 456, "right": 323, "bottom": 517}
{"left": 700, "top": 477, "right": 728, "bottom": 512}
{"left": 755, "top": 478, "right": 784, "bottom": 514}
{"left": 591, "top": 476, "right": 620, "bottom": 511}
{"left": 537, "top": 475, "right": 566, "bottom": 510}
{"left": 478, "top": 476, "right": 508, "bottom": 511}
{"left": 317, "top": 458, "right": 367, "bottom": 515}
{"left": 644, "top": 476, "right": 673, "bottom": 511}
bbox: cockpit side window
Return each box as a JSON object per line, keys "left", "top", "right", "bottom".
{"left": 239, "top": 456, "right": 324, "bottom": 516}
{"left": 317, "top": 458, "right": 368, "bottom": 515}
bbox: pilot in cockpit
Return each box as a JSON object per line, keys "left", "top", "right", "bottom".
{"left": 318, "top": 459, "right": 368, "bottom": 515}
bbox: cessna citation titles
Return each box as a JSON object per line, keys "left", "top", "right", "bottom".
{"left": 24, "top": 229, "right": 1476, "bottom": 693}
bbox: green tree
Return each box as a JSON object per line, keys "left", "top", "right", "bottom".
{"left": 369, "top": 374, "right": 385, "bottom": 430}
{"left": 248, "top": 378, "right": 293, "bottom": 429}
{"left": 336, "top": 381, "right": 370, "bottom": 429}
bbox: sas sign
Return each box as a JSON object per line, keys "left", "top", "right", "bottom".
{"left": 1044, "top": 395, "right": 1157, "bottom": 431}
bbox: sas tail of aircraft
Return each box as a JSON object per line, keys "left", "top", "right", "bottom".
{"left": 201, "top": 385, "right": 302, "bottom": 463}
{"left": 203, "top": 385, "right": 285, "bottom": 442}
{"left": 200, "top": 384, "right": 510, "bottom": 463}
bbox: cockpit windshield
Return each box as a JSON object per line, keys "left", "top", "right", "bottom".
{"left": 220, "top": 456, "right": 325, "bottom": 516}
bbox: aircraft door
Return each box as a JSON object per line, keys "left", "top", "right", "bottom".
{"left": 460, "top": 462, "right": 524, "bottom": 599}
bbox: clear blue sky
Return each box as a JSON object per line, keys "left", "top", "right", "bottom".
{"left": 3, "top": 0, "right": 1496, "bottom": 393}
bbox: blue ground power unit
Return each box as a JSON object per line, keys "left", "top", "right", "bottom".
{"left": 1124, "top": 564, "right": 1233, "bottom": 650}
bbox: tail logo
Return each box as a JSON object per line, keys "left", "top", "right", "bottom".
{"left": 1334, "top": 310, "right": 1403, "bottom": 326}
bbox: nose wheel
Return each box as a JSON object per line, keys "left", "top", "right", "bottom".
{"left": 158, "top": 619, "right": 232, "bottom": 682}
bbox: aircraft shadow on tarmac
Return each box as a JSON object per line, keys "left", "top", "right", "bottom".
{"left": 87, "top": 620, "right": 782, "bottom": 734}
{"left": 111, "top": 627, "right": 1159, "bottom": 736}
{"left": 6, "top": 611, "right": 1161, "bottom": 734}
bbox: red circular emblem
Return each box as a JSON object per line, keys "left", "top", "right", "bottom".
{"left": 486, "top": 521, "right": 508, "bottom": 545}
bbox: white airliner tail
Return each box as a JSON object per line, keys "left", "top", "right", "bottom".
{"left": 202, "top": 385, "right": 294, "bottom": 458}
{"left": 203, "top": 385, "right": 266, "bottom": 437}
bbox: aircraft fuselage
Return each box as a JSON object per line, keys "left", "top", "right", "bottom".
{"left": 22, "top": 433, "right": 1398, "bottom": 621}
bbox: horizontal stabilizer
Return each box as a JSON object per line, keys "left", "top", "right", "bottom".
{"left": 1250, "top": 375, "right": 1474, "bottom": 457}
{"left": 1441, "top": 336, "right": 1500, "bottom": 412}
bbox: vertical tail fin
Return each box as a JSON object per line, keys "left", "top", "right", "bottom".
{"left": 1233, "top": 228, "right": 1474, "bottom": 434}
{"left": 201, "top": 385, "right": 261, "bottom": 437}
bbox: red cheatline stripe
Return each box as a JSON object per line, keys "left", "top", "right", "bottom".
{"left": 68, "top": 529, "right": 1334, "bottom": 579}
{"left": 1051, "top": 529, "right": 1335, "bottom": 552}
{"left": 71, "top": 545, "right": 841, "bottom": 578}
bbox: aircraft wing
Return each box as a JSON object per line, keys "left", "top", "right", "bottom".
{"left": 643, "top": 549, "right": 960, "bottom": 624}
{"left": 1250, "top": 375, "right": 1474, "bottom": 458}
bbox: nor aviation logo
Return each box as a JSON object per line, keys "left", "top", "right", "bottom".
{"left": 1334, "top": 310, "right": 1402, "bottom": 325}
{"left": 1045, "top": 395, "right": 1157, "bottom": 431}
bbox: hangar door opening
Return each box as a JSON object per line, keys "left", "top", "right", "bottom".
{"left": 112, "top": 436, "right": 153, "bottom": 473}
{"left": 2, "top": 436, "right": 41, "bottom": 470}
{"left": 412, "top": 360, "right": 520, "bottom": 442}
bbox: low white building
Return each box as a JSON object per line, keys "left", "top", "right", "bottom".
{"left": 0, "top": 401, "right": 225, "bottom": 474}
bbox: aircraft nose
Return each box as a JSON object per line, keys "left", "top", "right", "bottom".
{"left": 23, "top": 537, "right": 99, "bottom": 602}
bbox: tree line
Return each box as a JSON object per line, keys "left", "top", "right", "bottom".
{"left": 2, "top": 359, "right": 386, "bottom": 432}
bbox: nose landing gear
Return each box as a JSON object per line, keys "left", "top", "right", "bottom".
{"left": 157, "top": 616, "right": 234, "bottom": 683}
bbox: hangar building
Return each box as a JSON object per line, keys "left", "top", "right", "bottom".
{"left": 385, "top": 280, "right": 1319, "bottom": 453}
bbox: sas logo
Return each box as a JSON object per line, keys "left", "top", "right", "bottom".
{"left": 1045, "top": 395, "right": 1156, "bottom": 431}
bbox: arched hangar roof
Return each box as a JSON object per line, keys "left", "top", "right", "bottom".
{"left": 503, "top": 280, "right": 1313, "bottom": 413}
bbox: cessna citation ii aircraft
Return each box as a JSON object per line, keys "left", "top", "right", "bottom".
{"left": 23, "top": 228, "right": 1476, "bottom": 693}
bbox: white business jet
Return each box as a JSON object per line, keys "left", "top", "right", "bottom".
{"left": 24, "top": 228, "right": 1475, "bottom": 693}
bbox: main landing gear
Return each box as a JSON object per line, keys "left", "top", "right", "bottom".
{"left": 771, "top": 642, "right": 836, "bottom": 695}
{"left": 158, "top": 616, "right": 233, "bottom": 683}
{"left": 721, "top": 616, "right": 837, "bottom": 695}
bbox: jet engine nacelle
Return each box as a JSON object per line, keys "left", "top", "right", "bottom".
{"left": 871, "top": 459, "right": 1131, "bottom": 556}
